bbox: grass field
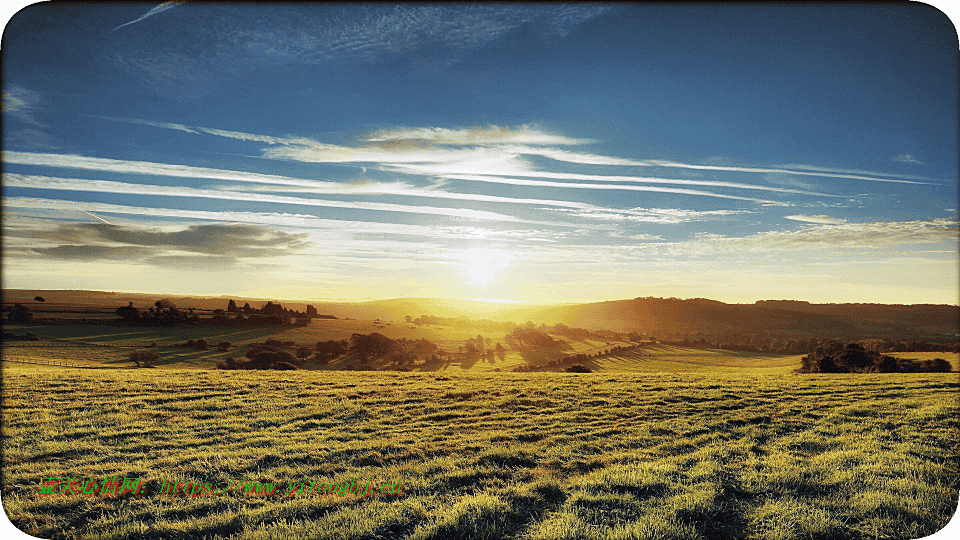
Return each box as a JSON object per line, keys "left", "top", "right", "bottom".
{"left": 2, "top": 359, "right": 958, "bottom": 540}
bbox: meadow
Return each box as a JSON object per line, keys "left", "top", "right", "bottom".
{"left": 2, "top": 319, "right": 958, "bottom": 539}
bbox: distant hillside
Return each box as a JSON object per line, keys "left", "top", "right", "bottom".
{"left": 3, "top": 290, "right": 957, "bottom": 341}
{"left": 526, "top": 297, "right": 959, "bottom": 341}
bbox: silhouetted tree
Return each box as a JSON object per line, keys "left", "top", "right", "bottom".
{"left": 227, "top": 299, "right": 239, "bottom": 313}
{"left": 306, "top": 305, "right": 318, "bottom": 318}
{"left": 130, "top": 350, "right": 160, "bottom": 367}
{"left": 116, "top": 302, "right": 140, "bottom": 322}
{"left": 8, "top": 304, "right": 34, "bottom": 323}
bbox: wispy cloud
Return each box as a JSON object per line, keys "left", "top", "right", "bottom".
{"left": 5, "top": 174, "right": 559, "bottom": 225}
{"left": 892, "top": 153, "right": 924, "bottom": 165}
{"left": 2, "top": 85, "right": 45, "bottom": 128}
{"left": 3, "top": 197, "right": 556, "bottom": 241}
{"left": 227, "top": 181, "right": 595, "bottom": 209}
{"left": 112, "top": 1, "right": 185, "bottom": 31}
{"left": 645, "top": 160, "right": 931, "bottom": 185}
{"left": 784, "top": 215, "right": 846, "bottom": 225}
{"left": 5, "top": 151, "right": 353, "bottom": 189}
{"left": 682, "top": 219, "right": 959, "bottom": 253}
{"left": 83, "top": 116, "right": 937, "bottom": 191}
{"left": 363, "top": 125, "right": 593, "bottom": 146}
{"left": 552, "top": 207, "right": 752, "bottom": 224}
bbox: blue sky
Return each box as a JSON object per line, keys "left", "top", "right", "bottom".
{"left": 2, "top": 3, "right": 958, "bottom": 304}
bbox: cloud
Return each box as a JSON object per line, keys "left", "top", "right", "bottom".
{"left": 429, "top": 170, "right": 835, "bottom": 197}
{"left": 784, "top": 215, "right": 846, "bottom": 225}
{"left": 27, "top": 222, "right": 310, "bottom": 266}
{"left": 223, "top": 181, "right": 595, "bottom": 209}
{"left": 112, "top": 1, "right": 185, "bottom": 31}
{"left": 4, "top": 173, "right": 563, "bottom": 225}
{"left": 363, "top": 125, "right": 593, "bottom": 146}
{"left": 5, "top": 151, "right": 342, "bottom": 188}
{"left": 645, "top": 160, "right": 931, "bottom": 185}
{"left": 892, "top": 153, "right": 924, "bottom": 165}
{"left": 683, "top": 219, "right": 959, "bottom": 253}
{"left": 4, "top": 129, "right": 58, "bottom": 150}
{"left": 504, "top": 145, "right": 647, "bottom": 166}
{"left": 110, "top": 5, "right": 611, "bottom": 99}
{"left": 4, "top": 197, "right": 569, "bottom": 242}
{"left": 143, "top": 254, "right": 239, "bottom": 269}
{"left": 2, "top": 86, "right": 45, "bottom": 127}
{"left": 231, "top": 4, "right": 612, "bottom": 66}
{"left": 554, "top": 207, "right": 752, "bottom": 224}
{"left": 30, "top": 245, "right": 153, "bottom": 261}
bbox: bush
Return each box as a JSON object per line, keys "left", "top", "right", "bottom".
{"left": 565, "top": 364, "right": 592, "bottom": 373}
{"left": 217, "top": 341, "right": 231, "bottom": 352}
{"left": 195, "top": 338, "right": 208, "bottom": 350}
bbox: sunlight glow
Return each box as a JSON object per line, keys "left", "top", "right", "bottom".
{"left": 459, "top": 248, "right": 514, "bottom": 286}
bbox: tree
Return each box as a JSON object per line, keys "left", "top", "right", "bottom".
{"left": 307, "top": 305, "right": 318, "bottom": 318}
{"left": 116, "top": 302, "right": 140, "bottom": 322}
{"left": 33, "top": 296, "right": 45, "bottom": 302}
{"left": 227, "top": 299, "right": 239, "bottom": 313}
{"left": 405, "top": 315, "right": 413, "bottom": 323}
{"left": 130, "top": 350, "right": 160, "bottom": 367}
{"left": 8, "top": 304, "right": 34, "bottom": 323}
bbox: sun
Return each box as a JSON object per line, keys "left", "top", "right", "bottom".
{"left": 459, "top": 248, "right": 513, "bottom": 286}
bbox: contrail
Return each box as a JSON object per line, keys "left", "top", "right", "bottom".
{"left": 77, "top": 208, "right": 113, "bottom": 224}
{"left": 112, "top": 1, "right": 184, "bottom": 31}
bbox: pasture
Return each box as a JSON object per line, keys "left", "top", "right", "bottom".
{"left": 1, "top": 360, "right": 958, "bottom": 540}
{"left": 2, "top": 318, "right": 958, "bottom": 539}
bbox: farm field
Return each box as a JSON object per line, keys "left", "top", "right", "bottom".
{"left": 1, "top": 363, "right": 958, "bottom": 540}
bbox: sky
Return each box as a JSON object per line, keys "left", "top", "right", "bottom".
{"left": 2, "top": 2, "right": 958, "bottom": 305}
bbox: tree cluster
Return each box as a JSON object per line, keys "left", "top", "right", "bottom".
{"left": 797, "top": 342, "right": 952, "bottom": 373}
{"left": 504, "top": 327, "right": 556, "bottom": 350}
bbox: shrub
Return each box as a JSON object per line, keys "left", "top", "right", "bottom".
{"left": 195, "top": 338, "right": 208, "bottom": 350}
{"left": 565, "top": 364, "right": 592, "bottom": 373}
{"left": 217, "top": 341, "right": 231, "bottom": 352}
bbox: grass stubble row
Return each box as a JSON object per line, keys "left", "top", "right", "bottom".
{"left": 2, "top": 366, "right": 958, "bottom": 540}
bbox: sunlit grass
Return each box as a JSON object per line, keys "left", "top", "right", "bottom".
{"left": 2, "top": 364, "right": 957, "bottom": 539}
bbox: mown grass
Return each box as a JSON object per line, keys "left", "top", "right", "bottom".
{"left": 2, "top": 364, "right": 957, "bottom": 540}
